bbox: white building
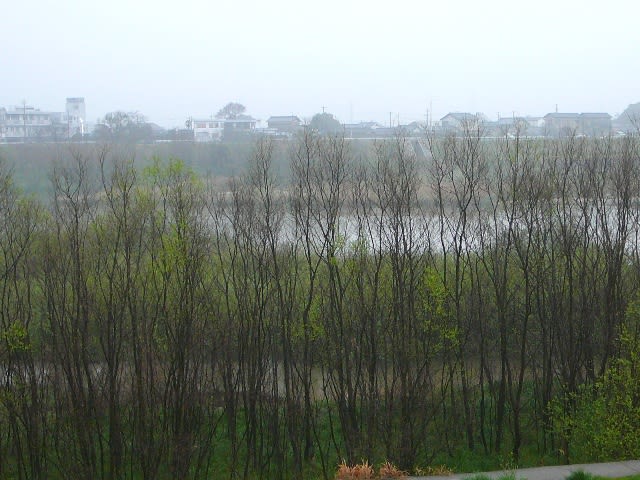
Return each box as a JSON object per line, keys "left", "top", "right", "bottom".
{"left": 66, "top": 97, "right": 86, "bottom": 137}
{"left": 0, "top": 105, "right": 57, "bottom": 141}
{"left": 0, "top": 98, "right": 86, "bottom": 142}
{"left": 192, "top": 118, "right": 224, "bottom": 142}
{"left": 190, "top": 115, "right": 257, "bottom": 142}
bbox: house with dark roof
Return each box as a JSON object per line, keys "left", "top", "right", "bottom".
{"left": 544, "top": 112, "right": 611, "bottom": 136}
{"left": 222, "top": 114, "right": 257, "bottom": 140}
{"left": 543, "top": 113, "right": 581, "bottom": 136}
{"left": 579, "top": 113, "right": 611, "bottom": 136}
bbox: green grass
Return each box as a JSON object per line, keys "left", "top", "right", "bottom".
{"left": 595, "top": 477, "right": 640, "bottom": 480}
{"left": 427, "top": 445, "right": 558, "bottom": 476}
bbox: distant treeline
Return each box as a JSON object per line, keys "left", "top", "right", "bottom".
{"left": 1, "top": 130, "right": 640, "bottom": 479}
{"left": 0, "top": 139, "right": 376, "bottom": 198}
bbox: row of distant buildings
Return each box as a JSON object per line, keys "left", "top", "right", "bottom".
{"left": 0, "top": 98, "right": 87, "bottom": 142}
{"left": 0, "top": 98, "right": 631, "bottom": 143}
{"left": 440, "top": 111, "right": 614, "bottom": 137}
{"left": 191, "top": 111, "right": 619, "bottom": 142}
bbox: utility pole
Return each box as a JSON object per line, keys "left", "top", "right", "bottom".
{"left": 430, "top": 99, "right": 433, "bottom": 128}
{"left": 22, "top": 99, "right": 27, "bottom": 143}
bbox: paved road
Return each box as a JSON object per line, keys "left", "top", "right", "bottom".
{"left": 411, "top": 460, "right": 640, "bottom": 480}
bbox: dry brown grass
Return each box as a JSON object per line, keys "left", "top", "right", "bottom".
{"left": 335, "top": 460, "right": 374, "bottom": 479}
{"left": 378, "top": 460, "right": 408, "bottom": 478}
{"left": 335, "top": 460, "right": 408, "bottom": 480}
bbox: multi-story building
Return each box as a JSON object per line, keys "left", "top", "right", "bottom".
{"left": 0, "top": 105, "right": 58, "bottom": 142}
{"left": 192, "top": 118, "right": 225, "bottom": 142}
{"left": 66, "top": 97, "right": 87, "bottom": 137}
{"left": 0, "top": 98, "right": 86, "bottom": 142}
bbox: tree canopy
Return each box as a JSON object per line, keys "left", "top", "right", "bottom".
{"left": 96, "top": 111, "right": 152, "bottom": 142}
{"left": 309, "top": 112, "right": 342, "bottom": 134}
{"left": 216, "top": 102, "right": 246, "bottom": 120}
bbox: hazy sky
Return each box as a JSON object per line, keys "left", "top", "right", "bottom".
{"left": 2, "top": 0, "right": 639, "bottom": 128}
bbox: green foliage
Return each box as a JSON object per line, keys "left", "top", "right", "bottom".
{"left": 1, "top": 322, "right": 31, "bottom": 353}
{"left": 421, "top": 266, "right": 458, "bottom": 350}
{"left": 551, "top": 300, "right": 640, "bottom": 462}
{"left": 4, "top": 136, "right": 640, "bottom": 478}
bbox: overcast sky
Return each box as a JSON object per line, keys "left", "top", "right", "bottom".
{"left": 2, "top": 0, "right": 638, "bottom": 128}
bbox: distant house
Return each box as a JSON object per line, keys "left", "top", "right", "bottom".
{"left": 402, "top": 121, "right": 427, "bottom": 136}
{"left": 223, "top": 115, "right": 257, "bottom": 139}
{"left": 367, "top": 127, "right": 395, "bottom": 137}
{"left": 343, "top": 121, "right": 384, "bottom": 138}
{"left": 543, "top": 113, "right": 581, "bottom": 136}
{"left": 524, "top": 116, "right": 544, "bottom": 130}
{"left": 192, "top": 118, "right": 224, "bottom": 142}
{"left": 543, "top": 112, "right": 611, "bottom": 137}
{"left": 440, "top": 112, "right": 480, "bottom": 131}
{"left": 191, "top": 115, "right": 257, "bottom": 142}
{"left": 267, "top": 115, "right": 302, "bottom": 134}
{"left": 579, "top": 113, "right": 611, "bottom": 136}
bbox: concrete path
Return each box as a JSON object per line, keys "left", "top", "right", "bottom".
{"left": 411, "top": 460, "right": 640, "bottom": 480}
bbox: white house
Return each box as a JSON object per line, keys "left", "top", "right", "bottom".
{"left": 190, "top": 115, "right": 257, "bottom": 141}
{"left": 192, "top": 118, "right": 225, "bottom": 142}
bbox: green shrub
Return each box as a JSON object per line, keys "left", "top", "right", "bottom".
{"left": 551, "top": 311, "right": 640, "bottom": 462}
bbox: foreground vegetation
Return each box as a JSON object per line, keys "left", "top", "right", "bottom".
{"left": 1, "top": 126, "right": 640, "bottom": 479}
